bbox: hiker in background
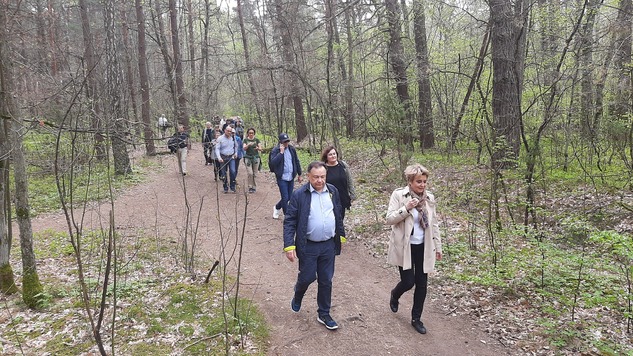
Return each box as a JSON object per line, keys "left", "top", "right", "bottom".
{"left": 222, "top": 117, "right": 235, "bottom": 132}
{"left": 269, "top": 133, "right": 302, "bottom": 219}
{"left": 202, "top": 121, "right": 215, "bottom": 166}
{"left": 233, "top": 125, "right": 244, "bottom": 178}
{"left": 175, "top": 124, "right": 190, "bottom": 176}
{"left": 157, "top": 114, "right": 170, "bottom": 138}
{"left": 209, "top": 126, "right": 222, "bottom": 180}
{"left": 234, "top": 117, "right": 245, "bottom": 140}
{"left": 215, "top": 125, "right": 238, "bottom": 193}
{"left": 321, "top": 145, "right": 355, "bottom": 222}
{"left": 385, "top": 163, "right": 443, "bottom": 335}
{"left": 243, "top": 128, "right": 262, "bottom": 193}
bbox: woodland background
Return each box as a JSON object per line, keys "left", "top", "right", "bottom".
{"left": 1, "top": 0, "right": 633, "bottom": 354}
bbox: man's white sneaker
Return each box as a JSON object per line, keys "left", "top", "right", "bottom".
{"left": 273, "top": 207, "right": 281, "bottom": 219}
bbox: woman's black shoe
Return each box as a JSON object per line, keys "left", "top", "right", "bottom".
{"left": 389, "top": 291, "right": 398, "bottom": 313}
{"left": 411, "top": 319, "right": 427, "bottom": 334}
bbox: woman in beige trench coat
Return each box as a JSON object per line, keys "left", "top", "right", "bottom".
{"left": 385, "top": 164, "right": 442, "bottom": 335}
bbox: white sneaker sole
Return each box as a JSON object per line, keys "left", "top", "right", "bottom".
{"left": 317, "top": 316, "right": 339, "bottom": 330}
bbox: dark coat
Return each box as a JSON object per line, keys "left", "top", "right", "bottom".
{"left": 283, "top": 183, "right": 346, "bottom": 259}
{"left": 269, "top": 144, "right": 301, "bottom": 180}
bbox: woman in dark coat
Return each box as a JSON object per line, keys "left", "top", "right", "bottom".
{"left": 321, "top": 145, "right": 356, "bottom": 222}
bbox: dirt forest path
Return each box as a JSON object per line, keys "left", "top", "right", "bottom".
{"left": 28, "top": 148, "right": 511, "bottom": 355}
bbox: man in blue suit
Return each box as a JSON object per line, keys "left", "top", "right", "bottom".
{"left": 283, "top": 161, "right": 346, "bottom": 330}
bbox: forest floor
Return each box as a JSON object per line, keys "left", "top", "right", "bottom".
{"left": 3, "top": 147, "right": 515, "bottom": 355}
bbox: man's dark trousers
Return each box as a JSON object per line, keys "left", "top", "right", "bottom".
{"left": 275, "top": 178, "right": 294, "bottom": 214}
{"left": 294, "top": 238, "right": 336, "bottom": 317}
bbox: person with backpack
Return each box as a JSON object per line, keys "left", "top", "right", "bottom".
{"left": 233, "top": 126, "right": 244, "bottom": 178}
{"left": 269, "top": 133, "right": 302, "bottom": 219}
{"left": 242, "top": 128, "right": 262, "bottom": 193}
{"left": 175, "top": 124, "right": 189, "bottom": 176}
{"left": 201, "top": 121, "right": 215, "bottom": 165}
{"left": 209, "top": 126, "right": 222, "bottom": 180}
{"left": 215, "top": 125, "right": 238, "bottom": 193}
{"left": 234, "top": 117, "right": 245, "bottom": 140}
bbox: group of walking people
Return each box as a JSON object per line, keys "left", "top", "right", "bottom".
{"left": 171, "top": 122, "right": 443, "bottom": 335}
{"left": 200, "top": 117, "right": 262, "bottom": 193}
{"left": 271, "top": 134, "right": 443, "bottom": 334}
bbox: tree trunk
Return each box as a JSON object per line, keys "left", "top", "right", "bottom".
{"left": 11, "top": 120, "right": 44, "bottom": 308}
{"left": 186, "top": 0, "right": 198, "bottom": 118}
{"left": 135, "top": 0, "right": 156, "bottom": 156}
{"left": 450, "top": 22, "right": 490, "bottom": 149}
{"left": 489, "top": 0, "right": 527, "bottom": 169}
{"left": 47, "top": 0, "right": 59, "bottom": 76}
{"left": 273, "top": 0, "right": 308, "bottom": 141}
{"left": 385, "top": 0, "right": 414, "bottom": 148}
{"left": 78, "top": 0, "right": 107, "bottom": 160}
{"left": 610, "top": 0, "right": 632, "bottom": 121}
{"left": 578, "top": 0, "right": 600, "bottom": 140}
{"left": 343, "top": 2, "right": 355, "bottom": 137}
{"left": 186, "top": 0, "right": 196, "bottom": 75}
{"left": 537, "top": 0, "right": 559, "bottom": 88}
{"left": 200, "top": 0, "right": 211, "bottom": 79}
{"left": 152, "top": 0, "right": 176, "bottom": 121}
{"left": 0, "top": 0, "right": 17, "bottom": 296}
{"left": 0, "top": 118, "right": 15, "bottom": 296}
{"left": 169, "top": 0, "right": 189, "bottom": 128}
{"left": 105, "top": 0, "right": 131, "bottom": 176}
{"left": 119, "top": 7, "right": 140, "bottom": 144}
{"left": 325, "top": 0, "right": 341, "bottom": 134}
{"left": 413, "top": 0, "right": 434, "bottom": 150}
{"left": 237, "top": 0, "right": 263, "bottom": 119}
{"left": 34, "top": 0, "right": 48, "bottom": 72}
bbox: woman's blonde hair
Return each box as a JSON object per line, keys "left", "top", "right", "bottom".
{"left": 404, "top": 164, "right": 429, "bottom": 182}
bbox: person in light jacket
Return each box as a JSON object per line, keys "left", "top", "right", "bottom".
{"left": 385, "top": 163, "right": 442, "bottom": 335}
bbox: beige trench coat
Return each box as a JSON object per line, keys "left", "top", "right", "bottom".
{"left": 385, "top": 186, "right": 442, "bottom": 272}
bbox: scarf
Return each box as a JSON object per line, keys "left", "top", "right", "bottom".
{"left": 409, "top": 190, "right": 429, "bottom": 229}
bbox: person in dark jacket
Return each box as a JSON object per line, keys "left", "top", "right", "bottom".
{"left": 321, "top": 145, "right": 356, "bottom": 222}
{"left": 175, "top": 124, "right": 189, "bottom": 176}
{"left": 283, "top": 161, "right": 346, "bottom": 330}
{"left": 202, "top": 121, "right": 215, "bottom": 165}
{"left": 269, "top": 133, "right": 302, "bottom": 219}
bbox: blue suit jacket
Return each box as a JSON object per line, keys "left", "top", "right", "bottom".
{"left": 283, "top": 183, "right": 346, "bottom": 259}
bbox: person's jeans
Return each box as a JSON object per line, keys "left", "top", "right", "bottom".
{"left": 219, "top": 156, "right": 236, "bottom": 191}
{"left": 392, "top": 243, "right": 428, "bottom": 321}
{"left": 275, "top": 178, "right": 294, "bottom": 213}
{"left": 294, "top": 238, "right": 336, "bottom": 316}
{"left": 235, "top": 157, "right": 242, "bottom": 177}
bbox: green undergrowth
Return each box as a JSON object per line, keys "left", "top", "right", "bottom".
{"left": 3, "top": 226, "right": 269, "bottom": 355}
{"left": 18, "top": 130, "right": 160, "bottom": 216}
{"left": 26, "top": 157, "right": 156, "bottom": 216}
